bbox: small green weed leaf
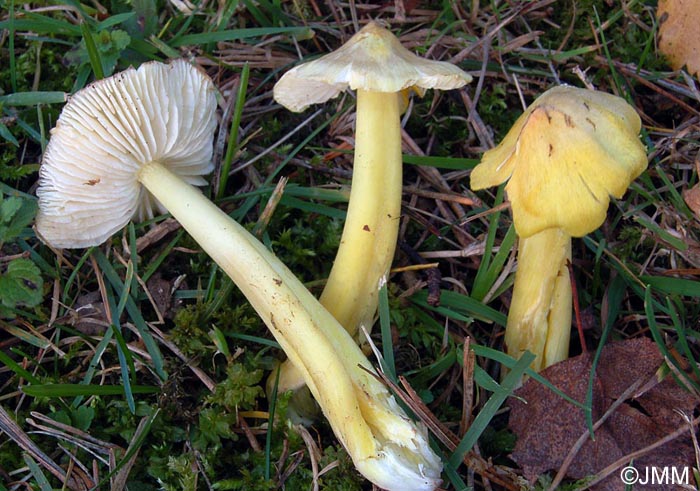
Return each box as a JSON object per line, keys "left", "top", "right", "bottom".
{"left": 0, "top": 196, "right": 22, "bottom": 222}
{"left": 123, "top": 0, "right": 157, "bottom": 38}
{"left": 0, "top": 258, "right": 43, "bottom": 312}
{"left": 43, "top": 406, "right": 94, "bottom": 432}
{"left": 0, "top": 193, "right": 37, "bottom": 245}
{"left": 47, "top": 409, "right": 72, "bottom": 426}
{"left": 71, "top": 405, "right": 95, "bottom": 431}
{"left": 67, "top": 28, "right": 132, "bottom": 78}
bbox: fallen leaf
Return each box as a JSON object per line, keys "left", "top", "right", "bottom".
{"left": 683, "top": 183, "right": 700, "bottom": 217}
{"left": 683, "top": 159, "right": 700, "bottom": 218}
{"left": 509, "top": 337, "right": 697, "bottom": 490}
{"left": 657, "top": 0, "right": 700, "bottom": 76}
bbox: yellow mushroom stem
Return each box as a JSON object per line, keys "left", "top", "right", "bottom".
{"left": 277, "top": 89, "right": 402, "bottom": 393}
{"left": 137, "top": 161, "right": 441, "bottom": 491}
{"left": 505, "top": 228, "right": 572, "bottom": 372}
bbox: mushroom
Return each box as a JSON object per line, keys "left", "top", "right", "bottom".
{"left": 36, "top": 59, "right": 217, "bottom": 248}
{"left": 36, "top": 59, "right": 442, "bottom": 491}
{"left": 470, "top": 85, "right": 647, "bottom": 371}
{"left": 273, "top": 21, "right": 472, "bottom": 393}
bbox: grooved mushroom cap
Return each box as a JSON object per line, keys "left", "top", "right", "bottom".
{"left": 273, "top": 21, "right": 472, "bottom": 112}
{"left": 36, "top": 59, "right": 218, "bottom": 249}
{"left": 470, "top": 85, "right": 648, "bottom": 238}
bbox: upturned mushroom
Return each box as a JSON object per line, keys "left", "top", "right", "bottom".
{"left": 470, "top": 85, "right": 647, "bottom": 371}
{"left": 36, "top": 59, "right": 442, "bottom": 491}
{"left": 273, "top": 21, "right": 471, "bottom": 393}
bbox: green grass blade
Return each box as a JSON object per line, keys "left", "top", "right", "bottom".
{"left": 412, "top": 289, "right": 507, "bottom": 326}
{"left": 8, "top": 0, "right": 17, "bottom": 93}
{"left": 442, "top": 458, "right": 469, "bottom": 491}
{"left": 93, "top": 409, "right": 160, "bottom": 488}
{"left": 80, "top": 21, "right": 105, "bottom": 80}
{"left": 23, "top": 455, "right": 52, "bottom": 491}
{"left": 669, "top": 298, "right": 700, "bottom": 388}
{"left": 111, "top": 324, "right": 137, "bottom": 413}
{"left": 98, "top": 12, "right": 136, "bottom": 29}
{"left": 0, "top": 92, "right": 67, "bottom": 106}
{"left": 645, "top": 289, "right": 700, "bottom": 392}
{"left": 141, "top": 229, "right": 185, "bottom": 283}
{"left": 22, "top": 384, "right": 160, "bottom": 397}
{"left": 236, "top": 112, "right": 335, "bottom": 219}
{"left": 170, "top": 26, "right": 311, "bottom": 47}
{"left": 0, "top": 13, "right": 82, "bottom": 36}
{"left": 378, "top": 277, "right": 396, "bottom": 381}
{"left": 226, "top": 331, "right": 281, "bottom": 349}
{"left": 100, "top": 272, "right": 137, "bottom": 413}
{"left": 0, "top": 323, "right": 55, "bottom": 351}
{"left": 265, "top": 367, "right": 280, "bottom": 481}
{"left": 93, "top": 250, "right": 166, "bottom": 379}
{"left": 402, "top": 154, "right": 479, "bottom": 170}
{"left": 634, "top": 216, "right": 688, "bottom": 251}
{"left": 73, "top": 328, "right": 114, "bottom": 408}
{"left": 0, "top": 349, "right": 40, "bottom": 384}
{"left": 115, "top": 259, "right": 135, "bottom": 318}
{"left": 470, "top": 345, "right": 587, "bottom": 410}
{"left": 448, "top": 351, "right": 534, "bottom": 468}
{"left": 472, "top": 186, "right": 506, "bottom": 300}
{"left": 585, "top": 273, "right": 626, "bottom": 434}
{"left": 278, "top": 195, "right": 346, "bottom": 219}
{"left": 147, "top": 34, "right": 182, "bottom": 59}
{"left": 0, "top": 122, "right": 19, "bottom": 147}
{"left": 218, "top": 62, "right": 250, "bottom": 200}
{"left": 643, "top": 275, "right": 700, "bottom": 297}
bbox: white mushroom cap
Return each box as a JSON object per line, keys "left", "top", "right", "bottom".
{"left": 36, "top": 59, "right": 218, "bottom": 249}
{"left": 273, "top": 21, "right": 472, "bottom": 112}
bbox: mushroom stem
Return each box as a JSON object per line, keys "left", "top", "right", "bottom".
{"left": 505, "top": 228, "right": 572, "bottom": 372}
{"left": 278, "top": 90, "right": 402, "bottom": 393}
{"left": 321, "top": 89, "right": 402, "bottom": 338}
{"left": 136, "top": 160, "right": 441, "bottom": 491}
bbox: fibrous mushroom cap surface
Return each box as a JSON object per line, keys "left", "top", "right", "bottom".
{"left": 470, "top": 85, "right": 648, "bottom": 238}
{"left": 36, "top": 59, "right": 218, "bottom": 248}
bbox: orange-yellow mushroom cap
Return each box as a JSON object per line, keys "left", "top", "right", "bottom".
{"left": 470, "top": 86, "right": 647, "bottom": 238}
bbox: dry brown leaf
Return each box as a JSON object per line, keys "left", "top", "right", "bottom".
{"left": 657, "top": 0, "right": 700, "bottom": 76}
{"left": 683, "top": 155, "right": 700, "bottom": 219}
{"left": 683, "top": 183, "right": 700, "bottom": 217}
{"left": 508, "top": 337, "right": 698, "bottom": 490}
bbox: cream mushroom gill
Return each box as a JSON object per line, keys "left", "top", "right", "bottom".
{"left": 470, "top": 86, "right": 647, "bottom": 372}
{"left": 35, "top": 59, "right": 443, "bottom": 491}
{"left": 273, "top": 21, "right": 471, "bottom": 395}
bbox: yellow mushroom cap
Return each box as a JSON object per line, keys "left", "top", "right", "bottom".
{"left": 273, "top": 21, "right": 472, "bottom": 112}
{"left": 470, "top": 86, "right": 647, "bottom": 238}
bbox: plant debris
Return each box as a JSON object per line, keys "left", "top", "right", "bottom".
{"left": 509, "top": 337, "right": 698, "bottom": 490}
{"left": 657, "top": 0, "right": 700, "bottom": 77}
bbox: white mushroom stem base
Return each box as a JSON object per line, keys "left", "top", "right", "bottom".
{"left": 277, "top": 89, "right": 403, "bottom": 393}
{"left": 136, "top": 161, "right": 442, "bottom": 491}
{"left": 505, "top": 228, "right": 572, "bottom": 372}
